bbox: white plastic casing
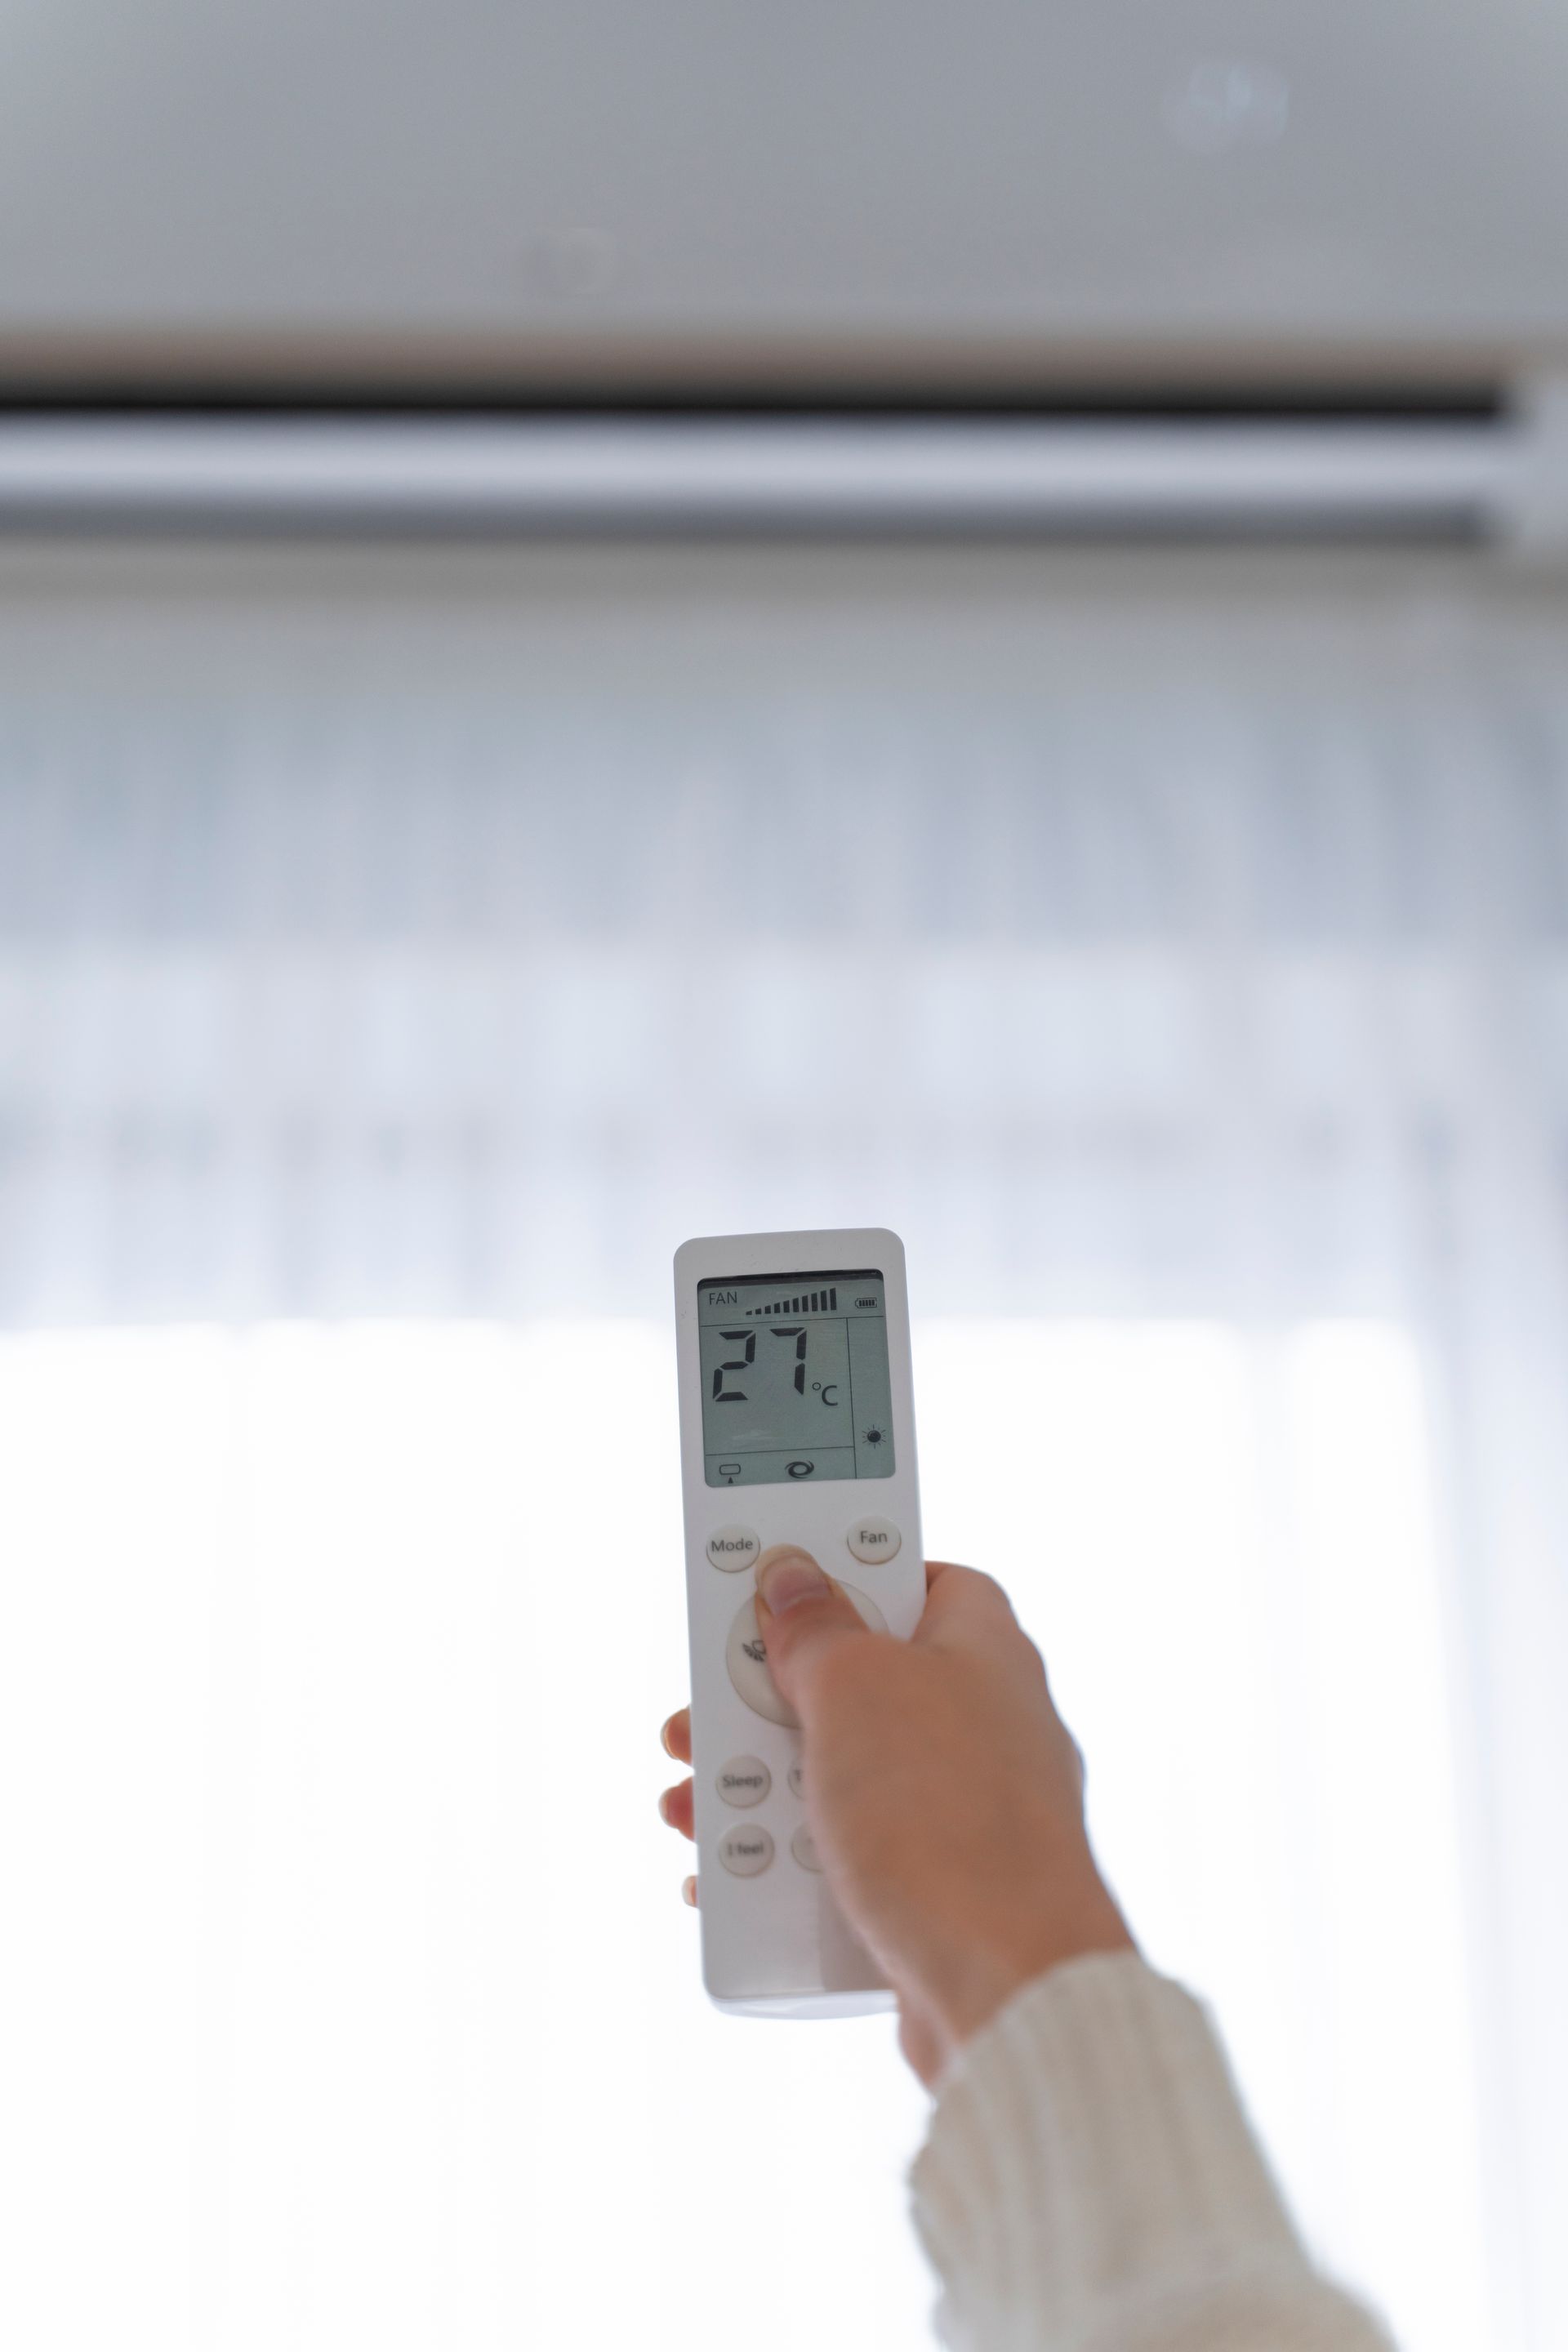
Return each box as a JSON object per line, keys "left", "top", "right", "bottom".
{"left": 673, "top": 1227, "right": 924, "bottom": 2016}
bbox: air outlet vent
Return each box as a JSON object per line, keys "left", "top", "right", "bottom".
{"left": 0, "top": 387, "right": 1559, "bottom": 549}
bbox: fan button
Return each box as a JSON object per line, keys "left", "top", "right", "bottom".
{"left": 845, "top": 1518, "right": 901, "bottom": 1565}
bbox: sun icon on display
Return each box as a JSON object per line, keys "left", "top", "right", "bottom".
{"left": 862, "top": 1425, "right": 885, "bottom": 1448}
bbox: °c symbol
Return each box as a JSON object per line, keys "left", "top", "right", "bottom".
{"left": 817, "top": 1383, "right": 839, "bottom": 1406}
{"left": 786, "top": 1459, "right": 815, "bottom": 1479}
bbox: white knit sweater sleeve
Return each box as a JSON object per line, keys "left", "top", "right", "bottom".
{"left": 907, "top": 1952, "right": 1396, "bottom": 2352}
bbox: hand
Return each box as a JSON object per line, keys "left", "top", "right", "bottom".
{"left": 658, "top": 1551, "right": 1134, "bottom": 2087}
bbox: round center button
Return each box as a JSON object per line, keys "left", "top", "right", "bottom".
{"left": 716, "top": 1756, "right": 771, "bottom": 1808}
{"left": 726, "top": 1582, "right": 889, "bottom": 1728}
{"left": 706, "top": 1524, "right": 761, "bottom": 1573}
{"left": 845, "top": 1517, "right": 901, "bottom": 1566}
{"left": 718, "top": 1823, "right": 774, "bottom": 1878}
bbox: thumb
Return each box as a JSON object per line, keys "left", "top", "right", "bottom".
{"left": 754, "top": 1546, "right": 873, "bottom": 1713}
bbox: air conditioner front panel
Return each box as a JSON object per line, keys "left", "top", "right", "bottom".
{"left": 0, "top": 1, "right": 1565, "bottom": 385}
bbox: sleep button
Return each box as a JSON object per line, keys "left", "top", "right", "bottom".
{"left": 717, "top": 1757, "right": 771, "bottom": 1809}
{"left": 845, "top": 1517, "right": 901, "bottom": 1566}
{"left": 706, "top": 1525, "right": 761, "bottom": 1573}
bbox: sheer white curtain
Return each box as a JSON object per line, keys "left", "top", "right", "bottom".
{"left": 0, "top": 1313, "right": 1486, "bottom": 2352}
{"left": 1, "top": 541, "right": 1566, "bottom": 2352}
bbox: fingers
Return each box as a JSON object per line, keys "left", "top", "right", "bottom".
{"left": 659, "top": 1712, "right": 699, "bottom": 1907}
{"left": 913, "top": 1559, "right": 1021, "bottom": 1649}
{"left": 657, "top": 1777, "right": 695, "bottom": 1840}
{"left": 661, "top": 1708, "right": 692, "bottom": 1765}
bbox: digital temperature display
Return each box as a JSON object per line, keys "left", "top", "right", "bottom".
{"left": 697, "top": 1269, "right": 896, "bottom": 1488}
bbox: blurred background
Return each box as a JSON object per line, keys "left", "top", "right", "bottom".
{"left": 2, "top": 7, "right": 1567, "bottom": 2350}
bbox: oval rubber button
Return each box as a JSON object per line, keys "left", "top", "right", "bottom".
{"left": 715, "top": 1756, "right": 771, "bottom": 1809}
{"left": 718, "top": 1823, "right": 775, "bottom": 1878}
{"left": 706, "top": 1524, "right": 762, "bottom": 1573}
{"left": 845, "top": 1517, "right": 901, "bottom": 1566}
{"left": 791, "top": 1824, "right": 823, "bottom": 1873}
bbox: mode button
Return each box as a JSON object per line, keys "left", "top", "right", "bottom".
{"left": 706, "top": 1524, "right": 761, "bottom": 1573}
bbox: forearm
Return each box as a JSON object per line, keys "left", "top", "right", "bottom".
{"left": 908, "top": 1952, "right": 1394, "bottom": 2352}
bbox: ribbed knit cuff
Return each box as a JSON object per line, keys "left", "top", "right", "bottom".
{"left": 908, "top": 1952, "right": 1350, "bottom": 2352}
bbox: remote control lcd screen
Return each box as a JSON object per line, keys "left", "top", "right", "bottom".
{"left": 697, "top": 1270, "right": 895, "bottom": 1488}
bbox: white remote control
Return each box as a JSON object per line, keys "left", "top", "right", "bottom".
{"left": 673, "top": 1227, "right": 925, "bottom": 2016}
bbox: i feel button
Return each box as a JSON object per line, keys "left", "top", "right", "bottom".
{"left": 706, "top": 1524, "right": 761, "bottom": 1573}
{"left": 845, "top": 1517, "right": 901, "bottom": 1566}
{"left": 718, "top": 1824, "right": 774, "bottom": 1878}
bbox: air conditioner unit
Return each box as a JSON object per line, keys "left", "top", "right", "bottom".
{"left": 1, "top": 1, "right": 1565, "bottom": 546}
